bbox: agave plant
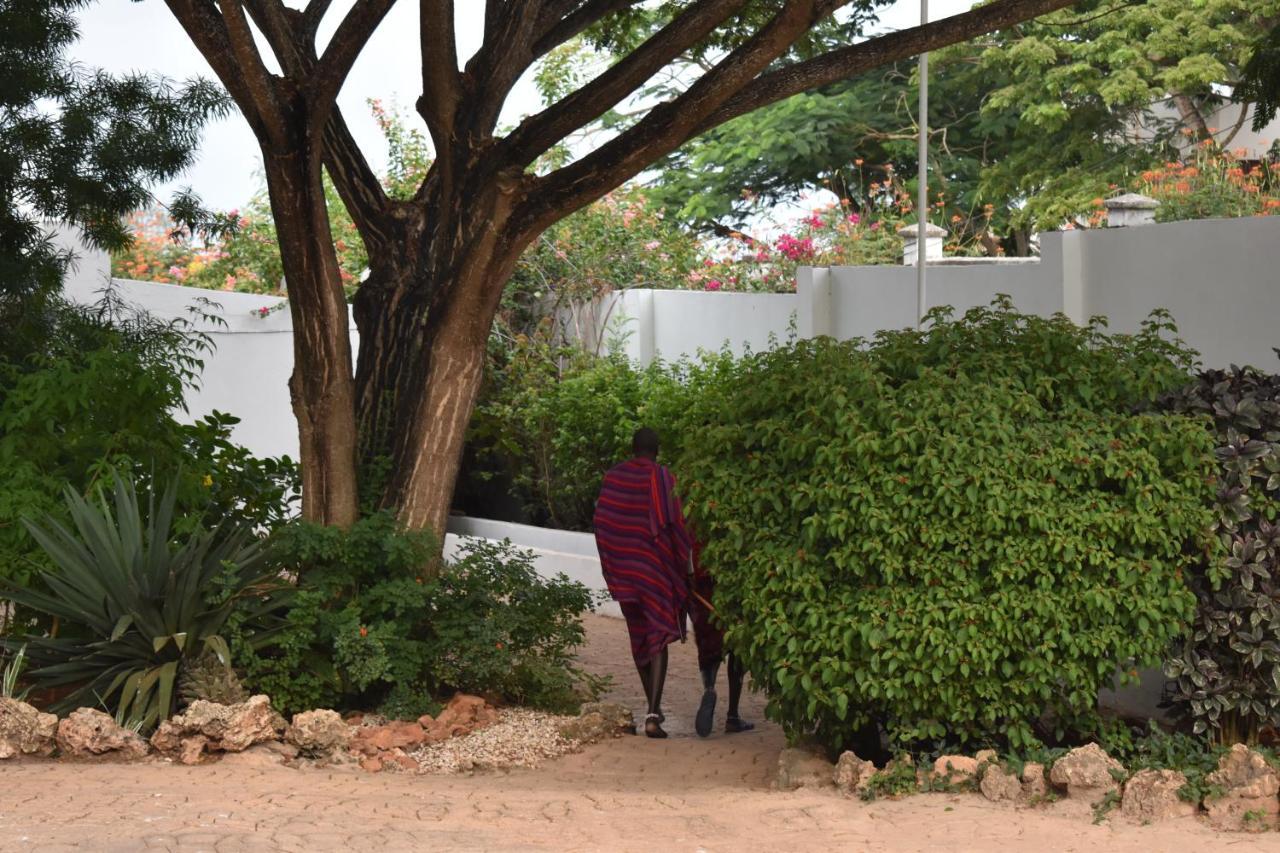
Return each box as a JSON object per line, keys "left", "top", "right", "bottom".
{"left": 0, "top": 474, "right": 287, "bottom": 730}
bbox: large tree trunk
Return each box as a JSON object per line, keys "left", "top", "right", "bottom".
{"left": 263, "top": 147, "right": 360, "bottom": 528}
{"left": 352, "top": 181, "right": 531, "bottom": 539}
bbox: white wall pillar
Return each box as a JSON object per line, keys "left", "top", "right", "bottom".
{"left": 1104, "top": 193, "right": 1160, "bottom": 227}
{"left": 1059, "top": 230, "right": 1086, "bottom": 325}
{"left": 1040, "top": 230, "right": 1086, "bottom": 325}
{"left": 796, "top": 266, "right": 833, "bottom": 339}
{"left": 898, "top": 222, "right": 947, "bottom": 265}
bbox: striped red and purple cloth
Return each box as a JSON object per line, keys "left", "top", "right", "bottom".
{"left": 593, "top": 457, "right": 693, "bottom": 666}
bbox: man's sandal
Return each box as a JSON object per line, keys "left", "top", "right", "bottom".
{"left": 725, "top": 716, "right": 755, "bottom": 734}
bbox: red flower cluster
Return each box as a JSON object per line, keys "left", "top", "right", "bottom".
{"left": 776, "top": 234, "right": 816, "bottom": 261}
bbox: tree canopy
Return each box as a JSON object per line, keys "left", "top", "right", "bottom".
{"left": 0, "top": 0, "right": 228, "bottom": 348}
{"left": 150, "top": 0, "right": 1084, "bottom": 533}
{"left": 1240, "top": 23, "right": 1280, "bottom": 132}
{"left": 644, "top": 0, "right": 1278, "bottom": 251}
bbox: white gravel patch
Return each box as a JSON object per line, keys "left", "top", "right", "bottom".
{"left": 411, "top": 708, "right": 583, "bottom": 774}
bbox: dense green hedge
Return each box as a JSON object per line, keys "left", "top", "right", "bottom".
{"left": 674, "top": 301, "right": 1219, "bottom": 751}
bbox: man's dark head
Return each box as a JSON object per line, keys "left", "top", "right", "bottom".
{"left": 632, "top": 427, "right": 660, "bottom": 459}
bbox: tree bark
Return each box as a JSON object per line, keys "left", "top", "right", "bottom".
{"left": 351, "top": 172, "right": 531, "bottom": 539}
{"left": 264, "top": 144, "right": 360, "bottom": 529}
{"left": 1172, "top": 92, "right": 1212, "bottom": 143}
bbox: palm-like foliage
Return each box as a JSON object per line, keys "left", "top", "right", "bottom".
{"left": 0, "top": 475, "right": 285, "bottom": 729}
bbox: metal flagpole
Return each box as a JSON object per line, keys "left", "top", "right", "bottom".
{"left": 916, "top": 0, "right": 929, "bottom": 330}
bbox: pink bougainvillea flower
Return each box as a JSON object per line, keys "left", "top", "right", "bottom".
{"left": 847, "top": 213, "right": 861, "bottom": 225}
{"left": 705, "top": 279, "right": 722, "bottom": 291}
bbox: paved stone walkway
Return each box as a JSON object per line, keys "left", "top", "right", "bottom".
{"left": 0, "top": 615, "right": 1275, "bottom": 852}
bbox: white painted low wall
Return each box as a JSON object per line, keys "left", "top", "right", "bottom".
{"left": 444, "top": 517, "right": 619, "bottom": 618}
{"left": 62, "top": 250, "right": 356, "bottom": 462}
{"left": 56, "top": 215, "right": 1280, "bottom": 464}
{"left": 572, "top": 218, "right": 1280, "bottom": 376}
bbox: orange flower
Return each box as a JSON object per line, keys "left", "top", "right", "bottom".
{"left": 1175, "top": 181, "right": 1191, "bottom": 193}
{"left": 359, "top": 626, "right": 368, "bottom": 638}
{"left": 495, "top": 642, "right": 505, "bottom": 650}
{"left": 854, "top": 158, "right": 864, "bottom": 166}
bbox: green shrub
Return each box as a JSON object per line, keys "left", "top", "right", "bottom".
{"left": 1160, "top": 365, "right": 1280, "bottom": 744}
{"left": 233, "top": 514, "right": 600, "bottom": 715}
{"left": 1097, "top": 721, "right": 1224, "bottom": 803}
{"left": 228, "top": 513, "right": 439, "bottom": 714}
{"left": 0, "top": 293, "right": 298, "bottom": 591}
{"left": 473, "top": 346, "right": 645, "bottom": 529}
{"left": 0, "top": 474, "right": 287, "bottom": 729}
{"left": 422, "top": 538, "right": 604, "bottom": 713}
{"left": 470, "top": 333, "right": 735, "bottom": 531}
{"left": 676, "top": 300, "right": 1218, "bottom": 752}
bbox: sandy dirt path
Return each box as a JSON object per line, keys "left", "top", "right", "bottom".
{"left": 0, "top": 614, "right": 1274, "bottom": 852}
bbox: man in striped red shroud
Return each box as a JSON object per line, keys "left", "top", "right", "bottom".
{"left": 593, "top": 427, "right": 691, "bottom": 739}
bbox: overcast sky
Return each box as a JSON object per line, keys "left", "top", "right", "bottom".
{"left": 72, "top": 1, "right": 973, "bottom": 211}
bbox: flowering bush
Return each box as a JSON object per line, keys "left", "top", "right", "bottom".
{"left": 1134, "top": 144, "right": 1279, "bottom": 223}
{"left": 111, "top": 184, "right": 365, "bottom": 298}
{"left": 690, "top": 202, "right": 907, "bottom": 293}
{"left": 687, "top": 168, "right": 994, "bottom": 293}
{"left": 510, "top": 188, "right": 701, "bottom": 307}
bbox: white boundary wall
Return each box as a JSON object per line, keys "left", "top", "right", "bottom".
{"left": 58, "top": 214, "right": 1280, "bottom": 462}
{"left": 60, "top": 240, "right": 355, "bottom": 462}
{"left": 574, "top": 217, "right": 1280, "bottom": 374}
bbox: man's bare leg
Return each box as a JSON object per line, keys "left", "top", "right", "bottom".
{"left": 644, "top": 648, "right": 669, "bottom": 738}
{"left": 725, "top": 653, "right": 754, "bottom": 733}
{"left": 696, "top": 658, "right": 720, "bottom": 738}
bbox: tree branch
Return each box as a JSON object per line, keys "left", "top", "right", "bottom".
{"left": 520, "top": 0, "right": 823, "bottom": 236}
{"left": 505, "top": 0, "right": 749, "bottom": 166}
{"left": 162, "top": 0, "right": 257, "bottom": 113}
{"left": 698, "top": 0, "right": 1082, "bottom": 134}
{"left": 216, "top": 0, "right": 290, "bottom": 145}
{"left": 533, "top": 0, "right": 640, "bottom": 57}
{"left": 243, "top": 0, "right": 308, "bottom": 74}
{"left": 418, "top": 0, "right": 462, "bottom": 152}
{"left": 302, "top": 0, "right": 334, "bottom": 38}
{"left": 467, "top": 0, "right": 544, "bottom": 134}
{"left": 322, "top": 106, "right": 394, "bottom": 248}
{"left": 313, "top": 0, "right": 397, "bottom": 120}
